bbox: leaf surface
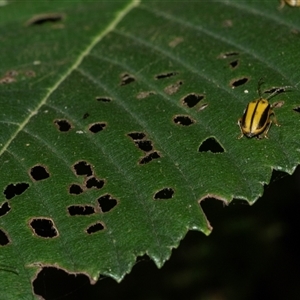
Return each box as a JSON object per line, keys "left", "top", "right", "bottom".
{"left": 1, "top": 0, "right": 300, "bottom": 298}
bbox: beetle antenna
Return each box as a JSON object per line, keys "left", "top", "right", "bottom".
{"left": 257, "top": 78, "right": 264, "bottom": 98}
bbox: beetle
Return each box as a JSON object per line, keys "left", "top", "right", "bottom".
{"left": 238, "top": 80, "right": 290, "bottom": 139}
{"left": 279, "top": 0, "right": 300, "bottom": 8}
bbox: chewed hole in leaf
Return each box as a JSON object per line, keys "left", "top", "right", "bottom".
{"left": 25, "top": 13, "right": 65, "bottom": 26}
{"left": 154, "top": 188, "right": 174, "bottom": 200}
{"left": 293, "top": 107, "right": 300, "bottom": 113}
{"left": 68, "top": 205, "right": 95, "bottom": 216}
{"left": 88, "top": 122, "right": 106, "bottom": 133}
{"left": 0, "top": 76, "right": 16, "bottom": 84}
{"left": 199, "top": 137, "right": 225, "bottom": 153}
{"left": 229, "top": 60, "right": 239, "bottom": 69}
{"left": 155, "top": 71, "right": 178, "bottom": 79}
{"left": 85, "top": 177, "right": 105, "bottom": 189}
{"left": 95, "top": 96, "right": 112, "bottom": 102}
{"left": 169, "top": 36, "right": 184, "bottom": 47}
{"left": 164, "top": 80, "right": 183, "bottom": 95}
{"left": 54, "top": 119, "right": 72, "bottom": 132}
{"left": 218, "top": 51, "right": 239, "bottom": 59}
{"left": 264, "top": 86, "right": 290, "bottom": 95}
{"left": 136, "top": 91, "right": 156, "bottom": 99}
{"left": 98, "top": 194, "right": 118, "bottom": 213}
{"left": 86, "top": 222, "right": 105, "bottom": 234}
{"left": 120, "top": 73, "right": 135, "bottom": 86}
{"left": 230, "top": 77, "right": 249, "bottom": 88}
{"left": 0, "top": 229, "right": 10, "bottom": 246}
{"left": 181, "top": 93, "right": 205, "bottom": 108}
{"left": 5, "top": 70, "right": 18, "bottom": 77}
{"left": 30, "top": 165, "right": 50, "bottom": 181}
{"left": 25, "top": 70, "right": 36, "bottom": 77}
{"left": 136, "top": 140, "right": 153, "bottom": 152}
{"left": 4, "top": 182, "right": 29, "bottom": 199}
{"left": 83, "top": 113, "right": 90, "bottom": 119}
{"left": 128, "top": 132, "right": 146, "bottom": 141}
{"left": 73, "top": 161, "right": 93, "bottom": 177}
{"left": 0, "top": 202, "right": 10, "bottom": 217}
{"left": 272, "top": 101, "right": 284, "bottom": 109}
{"left": 29, "top": 218, "right": 58, "bottom": 238}
{"left": 173, "top": 115, "right": 195, "bottom": 126}
{"left": 69, "top": 184, "right": 83, "bottom": 195}
{"left": 33, "top": 267, "right": 92, "bottom": 299}
{"left": 139, "top": 151, "right": 160, "bottom": 165}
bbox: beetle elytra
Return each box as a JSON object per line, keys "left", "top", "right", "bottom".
{"left": 279, "top": 0, "right": 300, "bottom": 9}
{"left": 238, "top": 80, "right": 290, "bottom": 139}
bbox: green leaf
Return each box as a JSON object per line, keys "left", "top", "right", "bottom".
{"left": 1, "top": 0, "right": 300, "bottom": 298}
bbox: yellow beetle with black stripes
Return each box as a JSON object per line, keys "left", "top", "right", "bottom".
{"left": 238, "top": 80, "right": 290, "bottom": 139}
{"left": 280, "top": 0, "right": 300, "bottom": 8}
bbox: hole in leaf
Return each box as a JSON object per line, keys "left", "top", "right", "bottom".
{"left": 25, "top": 70, "right": 36, "bottom": 77}
{"left": 155, "top": 72, "right": 178, "bottom": 80}
{"left": 73, "top": 161, "right": 93, "bottom": 177}
{"left": 25, "top": 13, "right": 65, "bottom": 26}
{"left": 164, "top": 80, "right": 183, "bottom": 95}
{"left": 86, "top": 222, "right": 105, "bottom": 234}
{"left": 54, "top": 119, "right": 72, "bottom": 132}
{"left": 68, "top": 205, "right": 95, "bottom": 216}
{"left": 128, "top": 132, "right": 146, "bottom": 141}
{"left": 218, "top": 51, "right": 239, "bottom": 59}
{"left": 230, "top": 77, "right": 249, "bottom": 88}
{"left": 136, "top": 140, "right": 153, "bottom": 152}
{"left": 154, "top": 188, "right": 174, "bottom": 200}
{"left": 199, "top": 137, "right": 224, "bottom": 153}
{"left": 4, "top": 182, "right": 29, "bottom": 199}
{"left": 168, "top": 36, "right": 184, "bottom": 47}
{"left": 120, "top": 73, "right": 135, "bottom": 86}
{"left": 29, "top": 218, "right": 58, "bottom": 238}
{"left": 98, "top": 194, "right": 118, "bottom": 213}
{"left": 88, "top": 122, "right": 106, "bottom": 133}
{"left": 69, "top": 184, "right": 83, "bottom": 195}
{"left": 222, "top": 19, "right": 233, "bottom": 28}
{"left": 85, "top": 177, "right": 104, "bottom": 189}
{"left": 293, "top": 107, "right": 300, "bottom": 113}
{"left": 229, "top": 60, "right": 239, "bottom": 68}
{"left": 181, "top": 93, "right": 205, "bottom": 108}
{"left": 136, "top": 91, "right": 156, "bottom": 99}
{"left": 83, "top": 113, "right": 89, "bottom": 119}
{"left": 33, "top": 267, "right": 93, "bottom": 299}
{"left": 264, "top": 87, "right": 288, "bottom": 95}
{"left": 30, "top": 165, "right": 50, "bottom": 181}
{"left": 5, "top": 70, "right": 18, "bottom": 77}
{"left": 0, "top": 202, "right": 10, "bottom": 217}
{"left": 0, "top": 76, "right": 16, "bottom": 84}
{"left": 0, "top": 229, "right": 10, "bottom": 246}
{"left": 173, "top": 115, "right": 194, "bottom": 126}
{"left": 272, "top": 101, "right": 284, "bottom": 109}
{"left": 95, "top": 96, "right": 112, "bottom": 102}
{"left": 139, "top": 151, "right": 161, "bottom": 165}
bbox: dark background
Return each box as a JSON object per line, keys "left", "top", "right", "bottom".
{"left": 35, "top": 166, "right": 300, "bottom": 300}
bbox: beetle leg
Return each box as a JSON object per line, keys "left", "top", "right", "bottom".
{"left": 270, "top": 110, "right": 280, "bottom": 126}
{"left": 278, "top": 0, "right": 285, "bottom": 9}
{"left": 261, "top": 121, "right": 272, "bottom": 139}
{"left": 237, "top": 118, "right": 244, "bottom": 139}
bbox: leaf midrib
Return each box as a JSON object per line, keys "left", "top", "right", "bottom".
{"left": 0, "top": 0, "right": 140, "bottom": 157}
